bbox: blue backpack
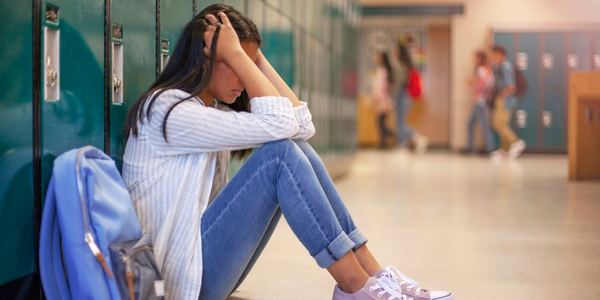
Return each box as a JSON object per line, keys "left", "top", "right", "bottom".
{"left": 40, "top": 146, "right": 164, "bottom": 300}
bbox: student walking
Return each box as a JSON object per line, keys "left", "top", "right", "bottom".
{"left": 490, "top": 45, "right": 526, "bottom": 159}
{"left": 465, "top": 51, "right": 495, "bottom": 153}
{"left": 123, "top": 5, "right": 453, "bottom": 300}
{"left": 371, "top": 52, "right": 395, "bottom": 148}
{"left": 392, "top": 44, "right": 429, "bottom": 152}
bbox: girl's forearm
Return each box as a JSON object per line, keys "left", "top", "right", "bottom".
{"left": 255, "top": 53, "right": 302, "bottom": 107}
{"left": 226, "top": 49, "right": 281, "bottom": 99}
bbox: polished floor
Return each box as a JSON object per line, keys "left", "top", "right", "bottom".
{"left": 227, "top": 149, "right": 600, "bottom": 300}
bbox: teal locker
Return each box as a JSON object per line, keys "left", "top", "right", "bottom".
{"left": 109, "top": 0, "right": 156, "bottom": 170}
{"left": 160, "top": 0, "right": 195, "bottom": 74}
{"left": 279, "top": 15, "right": 295, "bottom": 87}
{"left": 263, "top": 5, "right": 280, "bottom": 71}
{"left": 514, "top": 33, "right": 540, "bottom": 148}
{"left": 0, "top": 0, "right": 35, "bottom": 289}
{"left": 542, "top": 33, "right": 566, "bottom": 148}
{"left": 223, "top": 0, "right": 245, "bottom": 14}
{"left": 569, "top": 33, "right": 592, "bottom": 71}
{"left": 196, "top": 0, "right": 217, "bottom": 13}
{"left": 297, "top": 29, "right": 308, "bottom": 102}
{"left": 246, "top": 0, "right": 264, "bottom": 36}
{"left": 494, "top": 33, "right": 515, "bottom": 61}
{"left": 40, "top": 0, "right": 106, "bottom": 197}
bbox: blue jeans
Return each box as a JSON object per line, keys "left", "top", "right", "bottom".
{"left": 395, "top": 91, "right": 414, "bottom": 146}
{"left": 467, "top": 102, "right": 495, "bottom": 152}
{"left": 199, "top": 139, "right": 368, "bottom": 300}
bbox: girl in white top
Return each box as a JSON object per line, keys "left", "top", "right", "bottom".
{"left": 122, "top": 4, "right": 452, "bottom": 300}
{"left": 371, "top": 52, "right": 395, "bottom": 148}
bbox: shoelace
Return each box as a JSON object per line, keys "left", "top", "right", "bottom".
{"left": 368, "top": 276, "right": 409, "bottom": 300}
{"left": 381, "top": 266, "right": 423, "bottom": 296}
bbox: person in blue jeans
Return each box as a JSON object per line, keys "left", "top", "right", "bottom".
{"left": 465, "top": 51, "right": 495, "bottom": 153}
{"left": 392, "top": 44, "right": 428, "bottom": 152}
{"left": 122, "top": 5, "right": 452, "bottom": 300}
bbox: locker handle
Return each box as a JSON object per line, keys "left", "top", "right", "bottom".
{"left": 113, "top": 74, "right": 122, "bottom": 94}
{"left": 112, "top": 42, "right": 123, "bottom": 104}
{"left": 160, "top": 38, "right": 170, "bottom": 72}
{"left": 585, "top": 108, "right": 592, "bottom": 123}
{"left": 46, "top": 57, "right": 58, "bottom": 87}
{"left": 44, "top": 25, "right": 60, "bottom": 101}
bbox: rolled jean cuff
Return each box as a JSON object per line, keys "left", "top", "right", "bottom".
{"left": 348, "top": 229, "right": 368, "bottom": 250}
{"left": 313, "top": 232, "right": 355, "bottom": 268}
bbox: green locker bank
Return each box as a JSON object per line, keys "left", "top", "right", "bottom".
{"left": 0, "top": 0, "right": 360, "bottom": 298}
{"left": 493, "top": 29, "right": 600, "bottom": 152}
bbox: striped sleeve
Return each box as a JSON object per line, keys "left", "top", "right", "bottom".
{"left": 291, "top": 102, "right": 315, "bottom": 140}
{"left": 145, "top": 90, "right": 301, "bottom": 155}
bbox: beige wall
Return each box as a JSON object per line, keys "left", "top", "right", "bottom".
{"left": 362, "top": 0, "right": 600, "bottom": 148}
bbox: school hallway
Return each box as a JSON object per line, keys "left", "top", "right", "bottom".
{"left": 228, "top": 150, "right": 600, "bottom": 300}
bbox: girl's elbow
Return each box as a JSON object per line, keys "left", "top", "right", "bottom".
{"left": 305, "top": 123, "right": 316, "bottom": 139}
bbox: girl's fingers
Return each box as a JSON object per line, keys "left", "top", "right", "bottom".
{"left": 203, "top": 24, "right": 216, "bottom": 47}
{"left": 217, "top": 12, "right": 230, "bottom": 26}
{"left": 205, "top": 14, "right": 219, "bottom": 25}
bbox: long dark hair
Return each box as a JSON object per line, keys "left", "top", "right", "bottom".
{"left": 397, "top": 43, "right": 414, "bottom": 70}
{"left": 124, "top": 4, "right": 261, "bottom": 159}
{"left": 380, "top": 52, "right": 393, "bottom": 85}
{"left": 475, "top": 50, "right": 488, "bottom": 69}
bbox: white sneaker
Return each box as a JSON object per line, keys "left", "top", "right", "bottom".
{"left": 508, "top": 139, "right": 526, "bottom": 158}
{"left": 375, "top": 266, "right": 453, "bottom": 300}
{"left": 490, "top": 149, "right": 506, "bottom": 161}
{"left": 414, "top": 136, "right": 429, "bottom": 154}
{"left": 332, "top": 277, "right": 405, "bottom": 300}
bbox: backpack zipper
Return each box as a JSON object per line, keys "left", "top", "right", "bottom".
{"left": 76, "top": 146, "right": 114, "bottom": 280}
{"left": 121, "top": 245, "right": 154, "bottom": 300}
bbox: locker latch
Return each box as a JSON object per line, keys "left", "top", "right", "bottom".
{"left": 44, "top": 4, "right": 60, "bottom": 102}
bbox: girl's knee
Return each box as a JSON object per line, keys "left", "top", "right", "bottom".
{"left": 258, "top": 139, "right": 301, "bottom": 159}
{"left": 262, "top": 138, "right": 296, "bottom": 149}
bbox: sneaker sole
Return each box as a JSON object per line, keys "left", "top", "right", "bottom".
{"left": 432, "top": 293, "right": 453, "bottom": 300}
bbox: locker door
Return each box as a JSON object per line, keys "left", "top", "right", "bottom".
{"left": 109, "top": 0, "right": 156, "bottom": 170}
{"left": 196, "top": 0, "right": 217, "bottom": 13}
{"left": 513, "top": 33, "right": 540, "bottom": 148}
{"left": 247, "top": 0, "right": 264, "bottom": 36}
{"left": 263, "top": 6, "right": 280, "bottom": 72}
{"left": 160, "top": 0, "right": 195, "bottom": 75}
{"left": 223, "top": 0, "right": 245, "bottom": 13}
{"left": 569, "top": 33, "right": 592, "bottom": 71}
{"left": 280, "top": 15, "right": 294, "bottom": 87}
{"left": 40, "top": 0, "right": 105, "bottom": 195}
{"left": 541, "top": 33, "right": 566, "bottom": 148}
{"left": 594, "top": 33, "right": 600, "bottom": 70}
{"left": 494, "top": 33, "right": 515, "bottom": 62}
{"left": 0, "top": 0, "right": 35, "bottom": 293}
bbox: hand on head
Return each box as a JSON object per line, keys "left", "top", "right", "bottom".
{"left": 203, "top": 12, "right": 243, "bottom": 63}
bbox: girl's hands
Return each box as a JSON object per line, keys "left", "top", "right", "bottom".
{"left": 203, "top": 12, "right": 243, "bottom": 63}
